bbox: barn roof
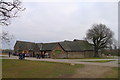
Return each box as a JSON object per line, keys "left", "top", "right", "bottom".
{"left": 59, "top": 40, "right": 94, "bottom": 52}
{"left": 14, "top": 40, "right": 94, "bottom": 52}
{"left": 14, "top": 41, "right": 36, "bottom": 50}
{"left": 36, "top": 40, "right": 93, "bottom": 51}
{"left": 36, "top": 43, "right": 57, "bottom": 51}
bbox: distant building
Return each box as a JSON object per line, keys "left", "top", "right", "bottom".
{"left": 14, "top": 39, "right": 94, "bottom": 58}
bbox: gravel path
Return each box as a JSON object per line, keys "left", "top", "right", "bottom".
{"left": 30, "top": 59, "right": 118, "bottom": 67}
{"left": 1, "top": 55, "right": 118, "bottom": 67}
{"left": 64, "top": 65, "right": 118, "bottom": 78}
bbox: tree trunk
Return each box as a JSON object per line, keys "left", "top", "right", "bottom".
{"left": 94, "top": 48, "right": 99, "bottom": 57}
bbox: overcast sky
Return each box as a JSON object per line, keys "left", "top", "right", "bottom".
{"left": 2, "top": 1, "right": 118, "bottom": 49}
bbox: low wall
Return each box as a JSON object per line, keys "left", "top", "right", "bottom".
{"left": 67, "top": 52, "right": 85, "bottom": 58}
{"left": 84, "top": 51, "right": 94, "bottom": 58}
{"left": 52, "top": 51, "right": 95, "bottom": 59}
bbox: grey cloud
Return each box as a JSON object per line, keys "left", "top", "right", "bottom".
{"left": 3, "top": 2, "right": 118, "bottom": 49}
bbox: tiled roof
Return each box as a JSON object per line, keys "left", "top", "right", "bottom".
{"left": 14, "top": 41, "right": 36, "bottom": 50}
{"left": 14, "top": 40, "right": 94, "bottom": 52}
{"left": 37, "top": 43, "right": 57, "bottom": 51}
{"left": 36, "top": 43, "right": 43, "bottom": 50}
{"left": 59, "top": 40, "right": 94, "bottom": 51}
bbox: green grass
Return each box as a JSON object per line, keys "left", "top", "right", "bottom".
{"left": 0, "top": 56, "right": 8, "bottom": 58}
{"left": 57, "top": 57, "right": 115, "bottom": 59}
{"left": 2, "top": 59, "right": 84, "bottom": 78}
{"left": 112, "top": 67, "right": 119, "bottom": 71}
{"left": 79, "top": 57, "right": 115, "bottom": 59}
{"left": 81, "top": 60, "right": 116, "bottom": 63}
{"left": 0, "top": 59, "right": 2, "bottom": 78}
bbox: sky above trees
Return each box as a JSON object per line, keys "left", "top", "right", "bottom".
{"left": 2, "top": 1, "right": 118, "bottom": 49}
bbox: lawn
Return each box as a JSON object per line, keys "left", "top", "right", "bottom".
{"left": 81, "top": 60, "right": 116, "bottom": 63}
{"left": 2, "top": 59, "right": 84, "bottom": 78}
{"left": 58, "top": 57, "right": 116, "bottom": 59}
{"left": 79, "top": 57, "right": 116, "bottom": 59}
{"left": 0, "top": 59, "right": 2, "bottom": 78}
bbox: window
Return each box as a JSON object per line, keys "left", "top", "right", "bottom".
{"left": 55, "top": 50, "right": 61, "bottom": 54}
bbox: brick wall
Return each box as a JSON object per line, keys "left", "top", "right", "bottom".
{"left": 51, "top": 44, "right": 67, "bottom": 58}
{"left": 67, "top": 52, "right": 85, "bottom": 58}
{"left": 51, "top": 44, "right": 94, "bottom": 58}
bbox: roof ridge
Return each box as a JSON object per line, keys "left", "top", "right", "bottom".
{"left": 17, "top": 40, "right": 35, "bottom": 43}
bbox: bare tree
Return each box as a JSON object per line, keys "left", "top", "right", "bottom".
{"left": 1, "top": 31, "right": 13, "bottom": 43}
{"left": 86, "top": 24, "right": 114, "bottom": 57}
{"left": 0, "top": 30, "right": 14, "bottom": 48}
{"left": 0, "top": 0, "right": 24, "bottom": 46}
{"left": 0, "top": 0, "right": 25, "bottom": 26}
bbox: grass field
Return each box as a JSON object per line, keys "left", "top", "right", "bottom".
{"left": 0, "top": 59, "right": 2, "bottom": 78}
{"left": 58, "top": 57, "right": 117, "bottom": 59}
{"left": 2, "top": 59, "right": 84, "bottom": 78}
{"left": 81, "top": 60, "right": 116, "bottom": 63}
{"left": 79, "top": 57, "right": 116, "bottom": 59}
{"left": 1, "top": 59, "right": 119, "bottom": 78}
{"left": 80, "top": 57, "right": 117, "bottom": 59}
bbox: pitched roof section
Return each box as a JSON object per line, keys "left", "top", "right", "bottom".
{"left": 37, "top": 40, "right": 94, "bottom": 51}
{"left": 36, "top": 43, "right": 43, "bottom": 50}
{"left": 14, "top": 41, "right": 36, "bottom": 50}
{"left": 37, "top": 43, "right": 57, "bottom": 51}
{"left": 42, "top": 43, "right": 57, "bottom": 51}
{"left": 59, "top": 40, "right": 94, "bottom": 52}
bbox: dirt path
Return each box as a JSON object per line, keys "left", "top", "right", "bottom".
{"left": 61, "top": 64, "right": 118, "bottom": 78}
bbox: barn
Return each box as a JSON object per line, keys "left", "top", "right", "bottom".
{"left": 14, "top": 39, "right": 94, "bottom": 58}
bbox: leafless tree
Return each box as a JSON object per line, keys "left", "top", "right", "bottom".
{"left": 86, "top": 24, "right": 114, "bottom": 57}
{"left": 0, "top": 0, "right": 25, "bottom": 26}
{"left": 1, "top": 31, "right": 13, "bottom": 44}
{"left": 0, "top": 0, "right": 24, "bottom": 46}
